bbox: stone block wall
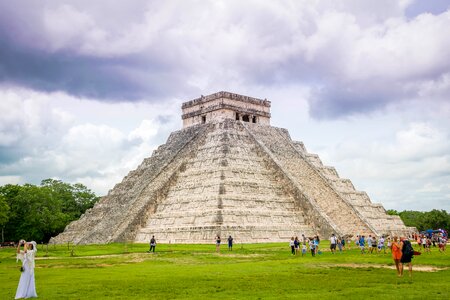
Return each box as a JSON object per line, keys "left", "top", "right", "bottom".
{"left": 52, "top": 118, "right": 412, "bottom": 245}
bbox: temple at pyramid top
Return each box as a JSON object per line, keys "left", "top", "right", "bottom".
{"left": 182, "top": 91, "right": 271, "bottom": 128}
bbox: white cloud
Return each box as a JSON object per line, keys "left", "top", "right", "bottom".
{"left": 1, "top": 1, "right": 450, "bottom": 211}
{"left": 0, "top": 87, "right": 180, "bottom": 195}
{"left": 128, "top": 119, "right": 159, "bottom": 143}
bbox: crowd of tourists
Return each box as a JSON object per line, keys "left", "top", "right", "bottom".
{"left": 413, "top": 232, "right": 447, "bottom": 253}
{"left": 354, "top": 234, "right": 389, "bottom": 254}
{"left": 289, "top": 234, "right": 345, "bottom": 256}
{"left": 287, "top": 231, "right": 447, "bottom": 277}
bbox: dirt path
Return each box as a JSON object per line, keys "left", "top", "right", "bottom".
{"left": 326, "top": 263, "right": 448, "bottom": 272}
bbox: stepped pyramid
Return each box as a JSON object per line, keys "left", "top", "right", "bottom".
{"left": 51, "top": 91, "right": 413, "bottom": 244}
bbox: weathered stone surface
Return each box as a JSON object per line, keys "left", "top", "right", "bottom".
{"left": 51, "top": 91, "right": 413, "bottom": 245}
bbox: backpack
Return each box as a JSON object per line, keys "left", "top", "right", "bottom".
{"left": 403, "top": 241, "right": 414, "bottom": 257}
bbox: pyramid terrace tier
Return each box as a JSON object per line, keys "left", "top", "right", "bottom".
{"left": 51, "top": 118, "right": 412, "bottom": 245}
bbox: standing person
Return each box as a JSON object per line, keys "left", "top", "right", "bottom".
{"left": 426, "top": 237, "right": 432, "bottom": 252}
{"left": 148, "top": 235, "right": 156, "bottom": 253}
{"left": 290, "top": 237, "right": 295, "bottom": 255}
{"left": 309, "top": 239, "right": 316, "bottom": 257}
{"left": 227, "top": 235, "right": 233, "bottom": 251}
{"left": 16, "top": 240, "right": 38, "bottom": 299}
{"left": 337, "top": 237, "right": 343, "bottom": 253}
{"left": 438, "top": 235, "right": 445, "bottom": 252}
{"left": 341, "top": 237, "right": 346, "bottom": 251}
{"left": 416, "top": 235, "right": 422, "bottom": 250}
{"left": 330, "top": 233, "right": 337, "bottom": 254}
{"left": 400, "top": 239, "right": 414, "bottom": 277}
{"left": 367, "top": 235, "right": 373, "bottom": 254}
{"left": 294, "top": 237, "right": 300, "bottom": 255}
{"left": 216, "top": 236, "right": 221, "bottom": 253}
{"left": 315, "top": 235, "right": 320, "bottom": 255}
{"left": 302, "top": 243, "right": 307, "bottom": 256}
{"left": 378, "top": 236, "right": 386, "bottom": 254}
{"left": 387, "top": 237, "right": 392, "bottom": 253}
{"left": 391, "top": 236, "right": 403, "bottom": 277}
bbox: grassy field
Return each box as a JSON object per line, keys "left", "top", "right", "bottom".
{"left": 1, "top": 241, "right": 449, "bottom": 299}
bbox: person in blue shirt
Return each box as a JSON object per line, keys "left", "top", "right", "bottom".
{"left": 227, "top": 235, "right": 233, "bottom": 251}
{"left": 359, "top": 235, "right": 366, "bottom": 254}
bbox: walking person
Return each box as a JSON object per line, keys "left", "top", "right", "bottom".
{"left": 148, "top": 235, "right": 156, "bottom": 253}
{"left": 15, "top": 240, "right": 38, "bottom": 299}
{"left": 391, "top": 236, "right": 403, "bottom": 277}
{"left": 227, "top": 235, "right": 233, "bottom": 251}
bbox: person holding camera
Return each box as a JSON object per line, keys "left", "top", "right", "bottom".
{"left": 15, "top": 239, "right": 38, "bottom": 299}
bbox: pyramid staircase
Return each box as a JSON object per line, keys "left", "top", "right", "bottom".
{"left": 52, "top": 119, "right": 412, "bottom": 244}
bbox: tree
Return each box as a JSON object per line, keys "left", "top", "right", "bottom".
{"left": 398, "top": 211, "right": 426, "bottom": 231}
{"left": 41, "top": 179, "right": 99, "bottom": 219}
{"left": 422, "top": 210, "right": 450, "bottom": 231}
{"left": 0, "top": 195, "right": 10, "bottom": 243}
{"left": 396, "top": 210, "right": 450, "bottom": 232}
{"left": 386, "top": 209, "right": 399, "bottom": 216}
{"left": 0, "top": 180, "right": 99, "bottom": 243}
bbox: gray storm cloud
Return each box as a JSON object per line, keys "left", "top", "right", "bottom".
{"left": 1, "top": 1, "right": 449, "bottom": 118}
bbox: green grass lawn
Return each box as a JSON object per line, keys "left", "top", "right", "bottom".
{"left": 1, "top": 242, "right": 449, "bottom": 299}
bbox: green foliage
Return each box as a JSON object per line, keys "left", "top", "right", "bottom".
{"left": 0, "top": 194, "right": 9, "bottom": 226}
{"left": 1, "top": 243, "right": 449, "bottom": 299}
{"left": 386, "top": 209, "right": 399, "bottom": 215}
{"left": 0, "top": 180, "right": 99, "bottom": 243}
{"left": 0, "top": 194, "right": 10, "bottom": 243}
{"left": 398, "top": 209, "right": 450, "bottom": 232}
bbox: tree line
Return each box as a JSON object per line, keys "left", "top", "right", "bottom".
{"left": 0, "top": 179, "right": 99, "bottom": 244}
{"left": 1, "top": 179, "right": 448, "bottom": 243}
{"left": 387, "top": 209, "right": 450, "bottom": 232}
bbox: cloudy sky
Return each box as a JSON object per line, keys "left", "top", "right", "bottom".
{"left": 1, "top": 0, "right": 449, "bottom": 211}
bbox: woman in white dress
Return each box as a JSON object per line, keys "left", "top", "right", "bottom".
{"left": 15, "top": 240, "right": 38, "bottom": 299}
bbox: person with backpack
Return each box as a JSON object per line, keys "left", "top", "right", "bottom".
{"left": 400, "top": 238, "right": 414, "bottom": 277}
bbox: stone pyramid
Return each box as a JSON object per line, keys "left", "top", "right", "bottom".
{"left": 51, "top": 91, "right": 413, "bottom": 244}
